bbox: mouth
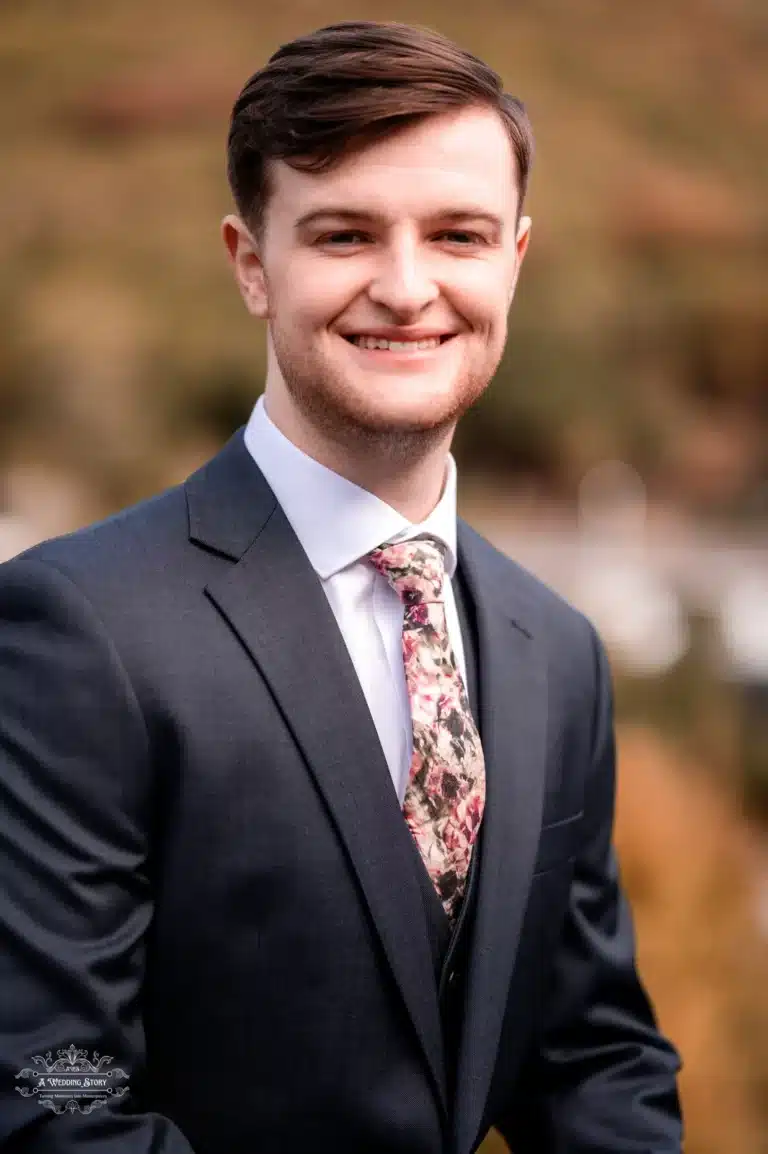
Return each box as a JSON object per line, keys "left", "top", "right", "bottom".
{"left": 343, "top": 334, "right": 456, "bottom": 353}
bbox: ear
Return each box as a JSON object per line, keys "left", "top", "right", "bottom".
{"left": 516, "top": 215, "right": 532, "bottom": 265}
{"left": 221, "top": 214, "right": 270, "bottom": 318}
{"left": 508, "top": 215, "right": 532, "bottom": 305}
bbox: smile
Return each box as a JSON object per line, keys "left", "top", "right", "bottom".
{"left": 344, "top": 335, "right": 455, "bottom": 352}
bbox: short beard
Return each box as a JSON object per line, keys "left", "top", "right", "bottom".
{"left": 271, "top": 328, "right": 492, "bottom": 469}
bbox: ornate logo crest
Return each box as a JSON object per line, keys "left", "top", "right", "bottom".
{"left": 15, "top": 1045, "right": 129, "bottom": 1115}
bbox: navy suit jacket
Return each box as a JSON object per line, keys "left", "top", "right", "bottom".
{"left": 0, "top": 430, "right": 682, "bottom": 1152}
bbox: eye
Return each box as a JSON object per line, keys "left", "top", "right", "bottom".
{"left": 438, "top": 230, "right": 486, "bottom": 245}
{"left": 317, "top": 231, "right": 370, "bottom": 246}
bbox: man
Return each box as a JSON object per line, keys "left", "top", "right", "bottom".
{"left": 0, "top": 20, "right": 683, "bottom": 1154}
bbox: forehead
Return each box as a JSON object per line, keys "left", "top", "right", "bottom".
{"left": 268, "top": 106, "right": 518, "bottom": 226}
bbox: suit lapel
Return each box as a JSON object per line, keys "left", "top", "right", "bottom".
{"left": 453, "top": 522, "right": 549, "bottom": 1153}
{"left": 186, "top": 433, "right": 447, "bottom": 1112}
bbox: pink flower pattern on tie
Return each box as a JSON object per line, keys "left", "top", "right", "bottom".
{"left": 369, "top": 538, "right": 486, "bottom": 921}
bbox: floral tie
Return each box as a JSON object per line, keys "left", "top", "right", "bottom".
{"left": 369, "top": 537, "right": 486, "bottom": 921}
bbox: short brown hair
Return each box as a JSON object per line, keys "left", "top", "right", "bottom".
{"left": 227, "top": 21, "right": 533, "bottom": 237}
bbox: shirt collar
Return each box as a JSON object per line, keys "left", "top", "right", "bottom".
{"left": 243, "top": 396, "right": 458, "bottom": 580}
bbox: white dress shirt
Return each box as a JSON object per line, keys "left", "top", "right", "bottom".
{"left": 243, "top": 396, "right": 467, "bottom": 804}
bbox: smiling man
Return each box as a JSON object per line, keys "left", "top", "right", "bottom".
{"left": 223, "top": 98, "right": 527, "bottom": 517}
{"left": 0, "top": 21, "right": 682, "bottom": 1154}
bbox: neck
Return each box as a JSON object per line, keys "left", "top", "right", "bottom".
{"left": 263, "top": 387, "right": 454, "bottom": 523}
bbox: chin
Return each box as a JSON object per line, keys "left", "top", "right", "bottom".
{"left": 280, "top": 358, "right": 484, "bottom": 438}
{"left": 357, "top": 415, "right": 452, "bottom": 437}
{"left": 341, "top": 397, "right": 467, "bottom": 437}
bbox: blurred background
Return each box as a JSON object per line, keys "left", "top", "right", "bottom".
{"left": 0, "top": 1, "right": 766, "bottom": 1150}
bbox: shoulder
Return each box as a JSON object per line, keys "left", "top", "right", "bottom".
{"left": 12, "top": 480, "right": 185, "bottom": 570}
{"left": 1, "top": 479, "right": 191, "bottom": 604}
{"left": 458, "top": 518, "right": 608, "bottom": 710}
{"left": 459, "top": 519, "right": 597, "bottom": 647}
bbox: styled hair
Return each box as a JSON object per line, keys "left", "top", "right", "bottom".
{"left": 227, "top": 21, "right": 534, "bottom": 237}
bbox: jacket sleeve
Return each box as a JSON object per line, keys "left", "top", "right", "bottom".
{"left": 497, "top": 623, "right": 684, "bottom": 1154}
{"left": 0, "top": 557, "right": 197, "bottom": 1152}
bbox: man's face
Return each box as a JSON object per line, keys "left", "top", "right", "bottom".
{"left": 226, "top": 105, "right": 530, "bottom": 442}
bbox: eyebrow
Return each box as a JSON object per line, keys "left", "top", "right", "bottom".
{"left": 294, "top": 207, "right": 504, "bottom": 231}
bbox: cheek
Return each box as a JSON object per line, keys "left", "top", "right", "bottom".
{"left": 276, "top": 260, "right": 365, "bottom": 329}
{"left": 446, "top": 266, "right": 511, "bottom": 329}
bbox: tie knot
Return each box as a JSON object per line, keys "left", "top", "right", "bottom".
{"left": 368, "top": 537, "right": 446, "bottom": 606}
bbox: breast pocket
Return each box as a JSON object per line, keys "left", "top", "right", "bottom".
{"left": 532, "top": 811, "right": 583, "bottom": 875}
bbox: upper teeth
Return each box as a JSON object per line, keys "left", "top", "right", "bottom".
{"left": 350, "top": 336, "right": 442, "bottom": 351}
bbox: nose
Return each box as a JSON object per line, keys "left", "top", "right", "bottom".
{"left": 366, "top": 234, "right": 439, "bottom": 319}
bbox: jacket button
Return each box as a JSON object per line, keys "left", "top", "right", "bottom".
{"left": 447, "top": 969, "right": 457, "bottom": 986}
